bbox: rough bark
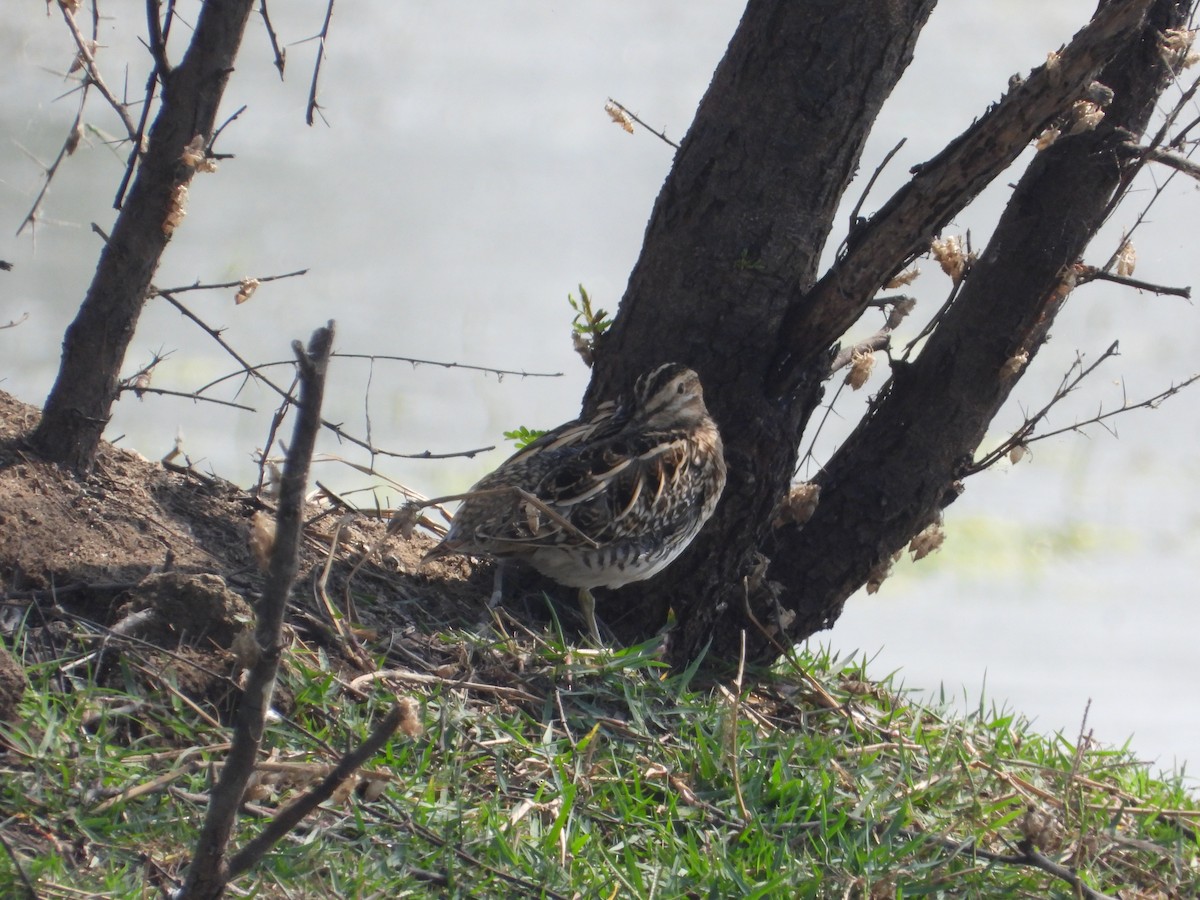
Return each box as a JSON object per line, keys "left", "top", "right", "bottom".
{"left": 31, "top": 1, "right": 256, "bottom": 475}
{"left": 587, "top": 0, "right": 938, "bottom": 646}
{"left": 771, "top": 0, "right": 1188, "bottom": 642}
{"left": 584, "top": 0, "right": 1182, "bottom": 667}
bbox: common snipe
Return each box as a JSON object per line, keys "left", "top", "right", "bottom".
{"left": 425, "top": 362, "right": 727, "bottom": 641}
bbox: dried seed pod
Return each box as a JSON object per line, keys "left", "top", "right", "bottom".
{"left": 163, "top": 184, "right": 188, "bottom": 235}
{"left": 772, "top": 482, "right": 821, "bottom": 528}
{"left": 930, "top": 235, "right": 972, "bottom": 285}
{"left": 249, "top": 510, "right": 277, "bottom": 571}
{"left": 604, "top": 101, "right": 634, "bottom": 134}
{"left": 1115, "top": 240, "right": 1137, "bottom": 278}
{"left": 235, "top": 277, "right": 261, "bottom": 305}
{"left": 908, "top": 522, "right": 945, "bottom": 561}
{"left": 1000, "top": 350, "right": 1029, "bottom": 381}
{"left": 885, "top": 267, "right": 920, "bottom": 289}
{"left": 845, "top": 349, "right": 875, "bottom": 390}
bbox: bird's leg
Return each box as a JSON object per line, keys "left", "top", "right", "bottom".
{"left": 578, "top": 587, "right": 602, "bottom": 645}
{"left": 488, "top": 561, "right": 507, "bottom": 609}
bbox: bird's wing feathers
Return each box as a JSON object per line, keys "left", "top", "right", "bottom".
{"left": 462, "top": 428, "right": 698, "bottom": 552}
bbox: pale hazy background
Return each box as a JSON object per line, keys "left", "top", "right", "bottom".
{"left": 2, "top": 2, "right": 1197, "bottom": 772}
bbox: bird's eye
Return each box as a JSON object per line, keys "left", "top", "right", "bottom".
{"left": 676, "top": 381, "right": 685, "bottom": 394}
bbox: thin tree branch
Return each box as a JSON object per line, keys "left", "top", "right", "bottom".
{"left": 605, "top": 97, "right": 680, "bottom": 149}
{"left": 153, "top": 268, "right": 309, "bottom": 295}
{"left": 192, "top": 355, "right": 559, "bottom": 397}
{"left": 258, "top": 0, "right": 287, "bottom": 78}
{"left": 179, "top": 323, "right": 334, "bottom": 899}
{"left": 120, "top": 386, "right": 257, "bottom": 410}
{"left": 16, "top": 92, "right": 88, "bottom": 237}
{"left": 145, "top": 0, "right": 172, "bottom": 77}
{"left": 1, "top": 314, "right": 30, "bottom": 330}
{"left": 209, "top": 104, "right": 248, "bottom": 157}
{"left": 304, "top": 0, "right": 336, "bottom": 126}
{"left": 157, "top": 291, "right": 494, "bottom": 461}
{"left": 59, "top": 4, "right": 139, "bottom": 143}
{"left": 1126, "top": 139, "right": 1200, "bottom": 179}
{"left": 226, "top": 704, "right": 405, "bottom": 878}
{"left": 332, "top": 353, "right": 563, "bottom": 380}
{"left": 768, "top": 0, "right": 1155, "bottom": 393}
{"left": 846, "top": 137, "right": 907, "bottom": 233}
{"left": 1077, "top": 263, "right": 1191, "bottom": 297}
{"left": 974, "top": 366, "right": 1200, "bottom": 473}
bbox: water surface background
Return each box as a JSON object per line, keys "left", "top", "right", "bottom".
{"left": 2, "top": 2, "right": 1197, "bottom": 773}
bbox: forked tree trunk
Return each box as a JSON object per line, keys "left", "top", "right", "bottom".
{"left": 31, "top": 1, "right": 256, "bottom": 475}
{"left": 587, "top": 0, "right": 1186, "bottom": 667}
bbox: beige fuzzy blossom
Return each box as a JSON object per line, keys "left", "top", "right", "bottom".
{"left": 845, "top": 348, "right": 875, "bottom": 390}
{"left": 387, "top": 501, "right": 421, "bottom": 539}
{"left": 1035, "top": 125, "right": 1061, "bottom": 151}
{"left": 604, "top": 101, "right": 634, "bottom": 134}
{"left": 866, "top": 552, "right": 901, "bottom": 594}
{"left": 1008, "top": 443, "right": 1028, "bottom": 465}
{"left": 248, "top": 510, "right": 277, "bottom": 571}
{"left": 1115, "top": 240, "right": 1137, "bottom": 278}
{"left": 1067, "top": 100, "right": 1105, "bottom": 136}
{"left": 163, "top": 183, "right": 188, "bottom": 235}
{"left": 908, "top": 521, "right": 945, "bottom": 561}
{"left": 1160, "top": 27, "right": 1200, "bottom": 69}
{"left": 181, "top": 134, "right": 218, "bottom": 173}
{"left": 773, "top": 482, "right": 821, "bottom": 528}
{"left": 885, "top": 267, "right": 921, "bottom": 289}
{"left": 1000, "top": 350, "right": 1029, "bottom": 381}
{"left": 235, "top": 277, "right": 261, "bottom": 305}
{"left": 130, "top": 371, "right": 152, "bottom": 398}
{"left": 930, "top": 235, "right": 972, "bottom": 285}
{"left": 1044, "top": 49, "right": 1061, "bottom": 71}
{"left": 67, "top": 40, "right": 98, "bottom": 75}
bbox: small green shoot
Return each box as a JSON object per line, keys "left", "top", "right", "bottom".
{"left": 503, "top": 425, "right": 546, "bottom": 449}
{"left": 568, "top": 284, "right": 612, "bottom": 366}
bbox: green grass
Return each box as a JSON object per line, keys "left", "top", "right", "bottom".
{"left": 0, "top": 627, "right": 1196, "bottom": 898}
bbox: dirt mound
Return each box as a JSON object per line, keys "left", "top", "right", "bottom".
{"left": 0, "top": 389, "right": 500, "bottom": 716}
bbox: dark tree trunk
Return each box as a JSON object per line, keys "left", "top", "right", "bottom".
{"left": 31, "top": 1, "right": 256, "bottom": 475}
{"left": 586, "top": 0, "right": 1184, "bottom": 667}
{"left": 771, "top": 0, "right": 1187, "bottom": 641}
{"left": 588, "top": 0, "right": 939, "bottom": 645}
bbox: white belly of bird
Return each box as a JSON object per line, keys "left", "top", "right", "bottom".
{"left": 527, "top": 529, "right": 697, "bottom": 590}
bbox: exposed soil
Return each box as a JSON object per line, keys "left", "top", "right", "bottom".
{"left": 0, "top": 388, "right": 512, "bottom": 719}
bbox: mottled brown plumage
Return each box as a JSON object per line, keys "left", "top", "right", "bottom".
{"left": 426, "top": 363, "right": 726, "bottom": 640}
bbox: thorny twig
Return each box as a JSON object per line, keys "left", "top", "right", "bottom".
{"left": 116, "top": 0, "right": 175, "bottom": 208}
{"left": 16, "top": 92, "right": 88, "bottom": 237}
{"left": 605, "top": 97, "right": 679, "bottom": 149}
{"left": 154, "top": 269, "right": 309, "bottom": 295}
{"left": 116, "top": 350, "right": 254, "bottom": 408}
{"left": 1077, "top": 264, "right": 1191, "bottom": 298}
{"left": 156, "top": 291, "right": 496, "bottom": 460}
{"left": 194, "top": 353, "right": 560, "bottom": 398}
{"left": 58, "top": 3, "right": 138, "bottom": 142}
{"left": 225, "top": 705, "right": 406, "bottom": 879}
{"left": 829, "top": 295, "right": 915, "bottom": 373}
{"left": 304, "top": 0, "right": 336, "bottom": 125}
{"left": 968, "top": 341, "right": 1200, "bottom": 474}
{"left": 209, "top": 104, "right": 248, "bottom": 158}
{"left": 1, "top": 314, "right": 30, "bottom": 330}
{"left": 846, "top": 137, "right": 907, "bottom": 239}
{"left": 1094, "top": 72, "right": 1200, "bottom": 269}
{"left": 258, "top": 0, "right": 287, "bottom": 78}
{"left": 179, "top": 324, "right": 334, "bottom": 899}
